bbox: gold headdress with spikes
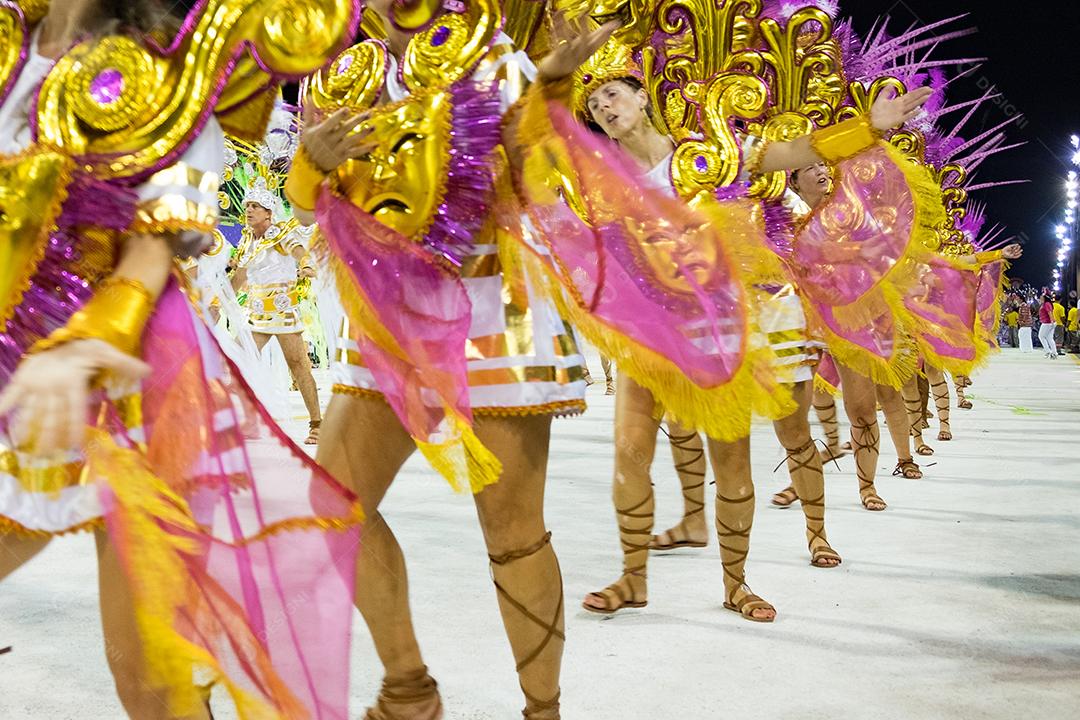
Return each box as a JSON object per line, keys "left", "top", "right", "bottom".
{"left": 571, "top": 37, "right": 644, "bottom": 118}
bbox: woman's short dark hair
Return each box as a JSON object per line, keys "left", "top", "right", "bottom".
{"left": 584, "top": 76, "right": 655, "bottom": 135}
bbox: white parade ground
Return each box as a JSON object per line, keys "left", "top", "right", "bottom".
{"left": 2, "top": 348, "right": 1078, "bottom": 719}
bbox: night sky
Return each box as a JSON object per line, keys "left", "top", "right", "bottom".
{"left": 854, "top": 1, "right": 1080, "bottom": 288}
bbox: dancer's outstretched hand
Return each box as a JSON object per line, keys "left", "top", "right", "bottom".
{"left": 0, "top": 340, "right": 150, "bottom": 457}
{"left": 300, "top": 108, "right": 375, "bottom": 174}
{"left": 870, "top": 87, "right": 934, "bottom": 132}
{"left": 537, "top": 12, "right": 619, "bottom": 82}
{"left": 1002, "top": 243, "right": 1023, "bottom": 260}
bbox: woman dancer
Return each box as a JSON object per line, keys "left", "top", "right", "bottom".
{"left": 0, "top": 1, "right": 363, "bottom": 717}
{"left": 564, "top": 40, "right": 935, "bottom": 618}
{"left": 286, "top": 4, "right": 616, "bottom": 717}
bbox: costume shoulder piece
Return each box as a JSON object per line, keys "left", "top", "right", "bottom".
{"left": 33, "top": 0, "right": 360, "bottom": 182}
{"left": 0, "top": 1, "right": 42, "bottom": 105}
{"left": 309, "top": 0, "right": 501, "bottom": 116}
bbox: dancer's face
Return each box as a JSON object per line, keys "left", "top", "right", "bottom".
{"left": 587, "top": 80, "right": 648, "bottom": 141}
{"left": 793, "top": 162, "right": 831, "bottom": 207}
{"left": 245, "top": 202, "right": 272, "bottom": 230}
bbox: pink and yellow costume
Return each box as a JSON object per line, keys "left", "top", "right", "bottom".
{"left": 0, "top": 2, "right": 365, "bottom": 717}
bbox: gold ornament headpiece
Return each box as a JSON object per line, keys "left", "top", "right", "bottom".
{"left": 571, "top": 37, "right": 643, "bottom": 119}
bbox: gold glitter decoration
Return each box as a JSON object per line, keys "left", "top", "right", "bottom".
{"left": 307, "top": 41, "right": 388, "bottom": 113}
{"left": 35, "top": 0, "right": 359, "bottom": 179}
{"left": 0, "top": 3, "right": 27, "bottom": 98}
{"left": 0, "top": 147, "right": 73, "bottom": 326}
{"left": 16, "top": 0, "right": 48, "bottom": 24}
{"left": 401, "top": 0, "right": 501, "bottom": 91}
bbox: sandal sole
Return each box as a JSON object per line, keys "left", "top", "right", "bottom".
{"left": 722, "top": 602, "right": 776, "bottom": 623}
{"left": 650, "top": 541, "right": 707, "bottom": 551}
{"left": 581, "top": 600, "right": 647, "bottom": 616}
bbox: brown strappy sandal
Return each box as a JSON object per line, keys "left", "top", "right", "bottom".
{"left": 771, "top": 485, "right": 799, "bottom": 508}
{"left": 304, "top": 419, "right": 320, "bottom": 445}
{"left": 585, "top": 495, "right": 651, "bottom": 614}
{"left": 489, "top": 533, "right": 564, "bottom": 720}
{"left": 723, "top": 585, "right": 776, "bottom": 623}
{"left": 363, "top": 667, "right": 444, "bottom": 720}
{"left": 651, "top": 431, "right": 708, "bottom": 550}
{"left": 716, "top": 491, "right": 774, "bottom": 622}
{"left": 893, "top": 458, "right": 922, "bottom": 480}
{"left": 850, "top": 419, "right": 887, "bottom": 511}
{"left": 798, "top": 489, "right": 842, "bottom": 568}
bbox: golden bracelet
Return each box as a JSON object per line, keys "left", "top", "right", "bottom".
{"left": 285, "top": 145, "right": 327, "bottom": 213}
{"left": 30, "top": 277, "right": 154, "bottom": 357}
{"left": 810, "top": 115, "right": 883, "bottom": 163}
{"left": 974, "top": 250, "right": 1004, "bottom": 265}
{"left": 743, "top": 137, "right": 771, "bottom": 176}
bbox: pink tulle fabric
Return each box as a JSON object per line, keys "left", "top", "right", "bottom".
{"left": 976, "top": 260, "right": 1005, "bottom": 350}
{"left": 102, "top": 282, "right": 361, "bottom": 719}
{"left": 792, "top": 144, "right": 933, "bottom": 380}
{"left": 520, "top": 107, "right": 776, "bottom": 397}
{"left": 904, "top": 255, "right": 981, "bottom": 367}
{"left": 314, "top": 187, "right": 473, "bottom": 453}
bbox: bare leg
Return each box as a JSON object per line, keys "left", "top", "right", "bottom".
{"left": 836, "top": 364, "right": 886, "bottom": 511}
{"left": 0, "top": 533, "right": 50, "bottom": 582}
{"left": 925, "top": 365, "right": 952, "bottom": 440}
{"left": 315, "top": 393, "right": 440, "bottom": 719}
{"left": 708, "top": 433, "right": 775, "bottom": 622}
{"left": 252, "top": 331, "right": 272, "bottom": 353}
{"left": 878, "top": 383, "right": 921, "bottom": 479}
{"left": 650, "top": 421, "right": 708, "bottom": 550}
{"left": 600, "top": 356, "right": 615, "bottom": 394}
{"left": 277, "top": 332, "right": 322, "bottom": 445}
{"left": 903, "top": 375, "right": 933, "bottom": 456}
{"left": 812, "top": 386, "right": 845, "bottom": 463}
{"left": 96, "top": 530, "right": 210, "bottom": 720}
{"left": 955, "top": 374, "right": 972, "bottom": 409}
{"left": 583, "top": 373, "right": 657, "bottom": 613}
{"left": 473, "top": 415, "right": 563, "bottom": 720}
{"left": 772, "top": 382, "right": 840, "bottom": 568}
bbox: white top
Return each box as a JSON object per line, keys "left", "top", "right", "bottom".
{"left": 0, "top": 30, "right": 223, "bottom": 218}
{"left": 238, "top": 223, "right": 312, "bottom": 286}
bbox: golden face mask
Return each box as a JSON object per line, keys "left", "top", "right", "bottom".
{"left": 623, "top": 216, "right": 722, "bottom": 295}
{"left": 334, "top": 90, "right": 451, "bottom": 240}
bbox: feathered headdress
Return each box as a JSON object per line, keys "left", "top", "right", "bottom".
{"left": 220, "top": 100, "right": 299, "bottom": 225}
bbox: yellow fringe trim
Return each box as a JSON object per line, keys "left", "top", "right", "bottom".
{"left": 415, "top": 412, "right": 503, "bottom": 494}
{"left": 813, "top": 372, "right": 840, "bottom": 397}
{"left": 525, "top": 252, "right": 794, "bottom": 441}
{"left": 83, "top": 429, "right": 301, "bottom": 720}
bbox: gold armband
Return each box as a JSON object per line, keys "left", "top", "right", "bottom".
{"left": 974, "top": 250, "right": 1004, "bottom": 265}
{"left": 285, "top": 145, "right": 327, "bottom": 213}
{"left": 810, "top": 115, "right": 883, "bottom": 163}
{"left": 30, "top": 277, "right": 154, "bottom": 357}
{"left": 743, "top": 137, "right": 770, "bottom": 176}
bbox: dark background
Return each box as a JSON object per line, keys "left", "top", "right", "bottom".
{"left": 855, "top": 1, "right": 1080, "bottom": 292}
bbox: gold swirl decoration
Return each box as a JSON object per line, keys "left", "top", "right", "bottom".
{"left": 15, "top": 0, "right": 47, "bottom": 24}
{"left": 0, "top": 2, "right": 26, "bottom": 100}
{"left": 391, "top": 0, "right": 444, "bottom": 31}
{"left": 307, "top": 41, "right": 388, "bottom": 113}
{"left": 672, "top": 71, "right": 769, "bottom": 196}
{"left": 400, "top": 0, "right": 501, "bottom": 90}
{"left": 35, "top": 0, "right": 359, "bottom": 178}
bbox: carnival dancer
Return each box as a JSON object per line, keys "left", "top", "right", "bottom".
{"left": 231, "top": 182, "right": 323, "bottom": 444}
{"left": 285, "top": 3, "right": 614, "bottom": 717}
{"left": 567, "top": 46, "right": 893, "bottom": 622}
{"left": 0, "top": 1, "right": 364, "bottom": 718}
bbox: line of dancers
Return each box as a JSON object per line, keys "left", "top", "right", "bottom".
{"left": 0, "top": 1, "right": 1022, "bottom": 718}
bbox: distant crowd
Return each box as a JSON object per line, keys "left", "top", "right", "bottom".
{"left": 1001, "top": 285, "right": 1078, "bottom": 356}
